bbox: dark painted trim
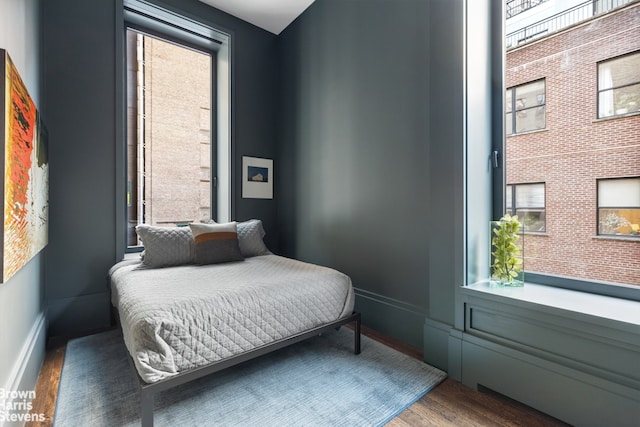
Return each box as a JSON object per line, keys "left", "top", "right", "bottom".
{"left": 115, "top": 0, "right": 126, "bottom": 262}
{"left": 354, "top": 288, "right": 427, "bottom": 349}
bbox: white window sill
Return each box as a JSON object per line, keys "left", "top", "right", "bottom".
{"left": 123, "top": 252, "right": 142, "bottom": 261}
{"left": 462, "top": 280, "right": 640, "bottom": 327}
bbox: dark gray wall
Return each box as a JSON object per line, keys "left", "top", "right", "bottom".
{"left": 278, "top": 0, "right": 463, "bottom": 347}
{"left": 426, "top": 0, "right": 464, "bottom": 327}
{"left": 43, "top": 0, "right": 117, "bottom": 336}
{"left": 41, "top": 0, "right": 465, "bottom": 348}
{"left": 42, "top": 0, "right": 279, "bottom": 336}
{"left": 0, "top": 0, "right": 47, "bottom": 395}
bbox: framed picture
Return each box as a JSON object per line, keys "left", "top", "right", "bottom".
{"left": 242, "top": 156, "right": 273, "bottom": 199}
{"left": 0, "top": 49, "right": 49, "bottom": 283}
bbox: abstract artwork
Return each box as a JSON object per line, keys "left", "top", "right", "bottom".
{"left": 0, "top": 49, "right": 48, "bottom": 283}
{"left": 242, "top": 156, "right": 273, "bottom": 199}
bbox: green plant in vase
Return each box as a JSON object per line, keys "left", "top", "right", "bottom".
{"left": 491, "top": 214, "right": 524, "bottom": 286}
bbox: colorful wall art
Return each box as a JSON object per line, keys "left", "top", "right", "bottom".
{"left": 1, "top": 49, "right": 48, "bottom": 283}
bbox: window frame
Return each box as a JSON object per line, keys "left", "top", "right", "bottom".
{"left": 495, "top": 165, "right": 640, "bottom": 304}
{"left": 123, "top": 27, "right": 217, "bottom": 249}
{"left": 597, "top": 51, "right": 640, "bottom": 119}
{"left": 506, "top": 78, "right": 546, "bottom": 135}
{"left": 495, "top": 65, "right": 640, "bottom": 304}
{"left": 505, "top": 182, "right": 546, "bottom": 233}
{"left": 596, "top": 177, "right": 640, "bottom": 239}
{"left": 116, "top": 0, "right": 232, "bottom": 255}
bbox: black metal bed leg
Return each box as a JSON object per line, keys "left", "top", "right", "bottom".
{"left": 140, "top": 389, "right": 154, "bottom": 427}
{"left": 354, "top": 313, "right": 361, "bottom": 355}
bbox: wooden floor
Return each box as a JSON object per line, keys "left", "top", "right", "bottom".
{"left": 26, "top": 326, "right": 569, "bottom": 427}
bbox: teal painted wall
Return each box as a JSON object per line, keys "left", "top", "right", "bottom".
{"left": 277, "top": 0, "right": 465, "bottom": 349}
{"left": 43, "top": 0, "right": 117, "bottom": 337}
{"left": 278, "top": 3, "right": 640, "bottom": 425}
{"left": 42, "top": 0, "right": 279, "bottom": 336}
{"left": 279, "top": 0, "right": 431, "bottom": 348}
{"left": 0, "top": 0, "right": 47, "bottom": 395}
{"left": 33, "top": 0, "right": 640, "bottom": 424}
{"left": 40, "top": 0, "right": 467, "bottom": 351}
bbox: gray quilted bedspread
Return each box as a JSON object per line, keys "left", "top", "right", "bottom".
{"left": 110, "top": 255, "right": 355, "bottom": 383}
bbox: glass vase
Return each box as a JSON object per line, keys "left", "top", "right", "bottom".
{"left": 490, "top": 218, "right": 524, "bottom": 287}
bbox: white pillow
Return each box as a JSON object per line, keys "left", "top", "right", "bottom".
{"left": 237, "top": 219, "right": 271, "bottom": 257}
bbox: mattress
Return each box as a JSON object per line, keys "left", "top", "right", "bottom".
{"left": 110, "top": 254, "right": 355, "bottom": 383}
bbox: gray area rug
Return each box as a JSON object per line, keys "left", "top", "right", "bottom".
{"left": 54, "top": 327, "right": 446, "bottom": 426}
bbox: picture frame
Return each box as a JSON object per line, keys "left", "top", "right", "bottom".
{"left": 0, "top": 49, "right": 49, "bottom": 283}
{"left": 242, "top": 156, "right": 273, "bottom": 199}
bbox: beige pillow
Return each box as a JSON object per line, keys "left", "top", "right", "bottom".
{"left": 189, "top": 222, "right": 244, "bottom": 265}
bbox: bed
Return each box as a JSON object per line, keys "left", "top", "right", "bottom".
{"left": 109, "top": 219, "right": 361, "bottom": 427}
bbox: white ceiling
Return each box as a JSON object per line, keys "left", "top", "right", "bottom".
{"left": 199, "top": 0, "right": 316, "bottom": 35}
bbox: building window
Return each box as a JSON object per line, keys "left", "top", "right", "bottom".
{"left": 597, "top": 178, "right": 640, "bottom": 238}
{"left": 506, "top": 183, "right": 546, "bottom": 232}
{"left": 597, "top": 52, "right": 640, "bottom": 118}
{"left": 506, "top": 79, "right": 546, "bottom": 134}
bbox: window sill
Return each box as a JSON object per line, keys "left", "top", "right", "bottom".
{"left": 592, "top": 110, "right": 640, "bottom": 123}
{"left": 506, "top": 127, "right": 549, "bottom": 137}
{"left": 592, "top": 235, "right": 640, "bottom": 242}
{"left": 521, "top": 231, "right": 548, "bottom": 236}
{"left": 462, "top": 280, "right": 640, "bottom": 327}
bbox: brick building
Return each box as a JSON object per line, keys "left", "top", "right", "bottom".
{"left": 505, "top": 2, "right": 640, "bottom": 286}
{"left": 126, "top": 31, "right": 212, "bottom": 245}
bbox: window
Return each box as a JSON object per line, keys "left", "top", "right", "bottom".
{"left": 503, "top": 3, "right": 640, "bottom": 294}
{"left": 597, "top": 178, "right": 640, "bottom": 238}
{"left": 126, "top": 29, "right": 214, "bottom": 246}
{"left": 122, "top": 0, "right": 232, "bottom": 250}
{"left": 506, "top": 183, "right": 546, "bottom": 232}
{"left": 506, "top": 79, "right": 546, "bottom": 134}
{"left": 598, "top": 52, "right": 640, "bottom": 118}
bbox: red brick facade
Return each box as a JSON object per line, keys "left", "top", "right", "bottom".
{"left": 506, "top": 4, "right": 640, "bottom": 286}
{"left": 126, "top": 31, "right": 212, "bottom": 245}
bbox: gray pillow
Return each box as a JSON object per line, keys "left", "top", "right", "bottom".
{"left": 237, "top": 219, "right": 270, "bottom": 257}
{"left": 189, "top": 222, "right": 244, "bottom": 265}
{"left": 135, "top": 224, "right": 194, "bottom": 268}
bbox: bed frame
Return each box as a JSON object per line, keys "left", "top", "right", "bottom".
{"left": 127, "top": 311, "right": 361, "bottom": 427}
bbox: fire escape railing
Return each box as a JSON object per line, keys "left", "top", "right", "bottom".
{"left": 506, "top": 0, "right": 549, "bottom": 19}
{"left": 506, "top": 0, "right": 639, "bottom": 49}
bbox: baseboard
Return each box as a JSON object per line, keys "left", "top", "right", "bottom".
{"left": 1, "top": 311, "right": 47, "bottom": 427}
{"left": 5, "top": 311, "right": 46, "bottom": 393}
{"left": 47, "top": 292, "right": 111, "bottom": 336}
{"left": 353, "top": 288, "right": 426, "bottom": 349}
{"left": 423, "top": 318, "right": 450, "bottom": 371}
{"left": 422, "top": 318, "right": 463, "bottom": 379}
{"left": 447, "top": 329, "right": 462, "bottom": 381}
